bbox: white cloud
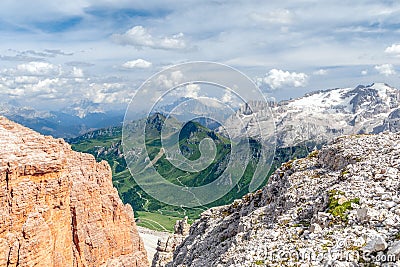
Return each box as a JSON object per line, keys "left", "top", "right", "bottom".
{"left": 159, "top": 33, "right": 186, "bottom": 50}
{"left": 374, "top": 64, "right": 396, "bottom": 76}
{"left": 16, "top": 62, "right": 59, "bottom": 76}
{"left": 184, "top": 84, "right": 200, "bottom": 98}
{"left": 0, "top": 63, "right": 133, "bottom": 107}
{"left": 112, "top": 26, "right": 186, "bottom": 50}
{"left": 222, "top": 89, "right": 232, "bottom": 103}
{"left": 258, "top": 69, "right": 309, "bottom": 89}
{"left": 14, "top": 76, "right": 40, "bottom": 84}
{"left": 114, "top": 26, "right": 154, "bottom": 47}
{"left": 361, "top": 70, "right": 368, "bottom": 75}
{"left": 2, "top": 1, "right": 400, "bottom": 108}
{"left": 72, "top": 67, "right": 84, "bottom": 78}
{"left": 156, "top": 70, "right": 184, "bottom": 88}
{"left": 122, "top": 59, "right": 153, "bottom": 69}
{"left": 250, "top": 9, "right": 292, "bottom": 25}
{"left": 385, "top": 44, "right": 400, "bottom": 56}
{"left": 313, "top": 69, "right": 328, "bottom": 75}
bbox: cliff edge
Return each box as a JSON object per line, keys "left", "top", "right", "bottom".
{"left": 0, "top": 116, "right": 148, "bottom": 267}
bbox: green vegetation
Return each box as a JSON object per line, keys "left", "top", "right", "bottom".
{"left": 327, "top": 190, "right": 360, "bottom": 221}
{"left": 254, "top": 259, "right": 265, "bottom": 265}
{"left": 293, "top": 220, "right": 311, "bottom": 227}
{"left": 341, "top": 169, "right": 349, "bottom": 176}
{"left": 135, "top": 211, "right": 185, "bottom": 232}
{"left": 321, "top": 242, "right": 333, "bottom": 251}
{"left": 307, "top": 150, "right": 319, "bottom": 158}
{"left": 395, "top": 231, "right": 400, "bottom": 240}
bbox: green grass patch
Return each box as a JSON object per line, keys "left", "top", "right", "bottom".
{"left": 395, "top": 231, "right": 400, "bottom": 240}
{"left": 254, "top": 260, "right": 265, "bottom": 265}
{"left": 135, "top": 211, "right": 185, "bottom": 232}
{"left": 327, "top": 190, "right": 359, "bottom": 221}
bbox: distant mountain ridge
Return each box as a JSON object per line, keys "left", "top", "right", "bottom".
{"left": 61, "top": 99, "right": 105, "bottom": 118}
{"left": 0, "top": 100, "right": 124, "bottom": 138}
{"left": 223, "top": 83, "right": 400, "bottom": 147}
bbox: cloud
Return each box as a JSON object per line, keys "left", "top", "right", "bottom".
{"left": 222, "top": 89, "right": 233, "bottom": 103}
{"left": 65, "top": 61, "right": 94, "bottom": 67}
{"left": 19, "top": 49, "right": 73, "bottom": 58}
{"left": 361, "top": 70, "right": 368, "bottom": 75}
{"left": 313, "top": 69, "right": 328, "bottom": 75}
{"left": 16, "top": 62, "right": 59, "bottom": 76}
{"left": 1, "top": 49, "right": 73, "bottom": 62}
{"left": 374, "top": 64, "right": 396, "bottom": 76}
{"left": 156, "top": 70, "right": 184, "bottom": 88}
{"left": 257, "top": 69, "right": 309, "bottom": 90}
{"left": 112, "top": 25, "right": 186, "bottom": 50}
{"left": 2, "top": 1, "right": 400, "bottom": 108}
{"left": 385, "top": 44, "right": 400, "bottom": 56}
{"left": 72, "top": 67, "right": 84, "bottom": 78}
{"left": 184, "top": 84, "right": 200, "bottom": 98}
{"left": 249, "top": 9, "right": 292, "bottom": 25}
{"left": 0, "top": 63, "right": 133, "bottom": 108}
{"left": 122, "top": 59, "right": 152, "bottom": 69}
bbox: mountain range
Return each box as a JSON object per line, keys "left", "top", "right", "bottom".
{"left": 2, "top": 82, "right": 400, "bottom": 266}
{"left": 0, "top": 100, "right": 124, "bottom": 138}
{"left": 66, "top": 83, "right": 400, "bottom": 227}
{"left": 224, "top": 83, "right": 400, "bottom": 147}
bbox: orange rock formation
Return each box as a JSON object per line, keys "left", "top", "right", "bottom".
{"left": 0, "top": 116, "right": 148, "bottom": 267}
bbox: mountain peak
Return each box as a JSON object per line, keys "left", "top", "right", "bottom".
{"left": 62, "top": 99, "right": 105, "bottom": 118}
{"left": 224, "top": 83, "right": 400, "bottom": 147}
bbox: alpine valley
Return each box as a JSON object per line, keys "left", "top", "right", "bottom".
{"left": 67, "top": 83, "right": 400, "bottom": 231}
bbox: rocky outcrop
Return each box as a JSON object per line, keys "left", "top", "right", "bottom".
{"left": 169, "top": 132, "right": 400, "bottom": 266}
{"left": 0, "top": 116, "right": 148, "bottom": 266}
{"left": 152, "top": 218, "right": 190, "bottom": 267}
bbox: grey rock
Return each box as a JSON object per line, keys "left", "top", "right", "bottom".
{"left": 164, "top": 132, "right": 400, "bottom": 266}
{"left": 363, "top": 235, "right": 388, "bottom": 253}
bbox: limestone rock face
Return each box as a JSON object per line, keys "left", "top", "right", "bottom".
{"left": 0, "top": 116, "right": 148, "bottom": 267}
{"left": 151, "top": 218, "right": 190, "bottom": 267}
{"left": 169, "top": 132, "right": 400, "bottom": 266}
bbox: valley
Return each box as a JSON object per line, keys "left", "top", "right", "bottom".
{"left": 68, "top": 83, "right": 400, "bottom": 232}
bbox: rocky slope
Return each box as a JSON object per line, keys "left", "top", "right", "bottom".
{"left": 166, "top": 132, "right": 400, "bottom": 266}
{"left": 152, "top": 217, "right": 190, "bottom": 267}
{"left": 0, "top": 116, "right": 148, "bottom": 266}
{"left": 224, "top": 83, "right": 400, "bottom": 147}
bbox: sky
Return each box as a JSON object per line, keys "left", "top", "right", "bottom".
{"left": 0, "top": 0, "right": 400, "bottom": 110}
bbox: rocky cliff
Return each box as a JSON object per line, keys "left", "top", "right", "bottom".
{"left": 0, "top": 116, "right": 148, "bottom": 266}
{"left": 168, "top": 132, "right": 400, "bottom": 266}
{"left": 152, "top": 217, "right": 190, "bottom": 267}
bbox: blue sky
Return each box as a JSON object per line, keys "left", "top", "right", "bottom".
{"left": 0, "top": 0, "right": 399, "bottom": 110}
